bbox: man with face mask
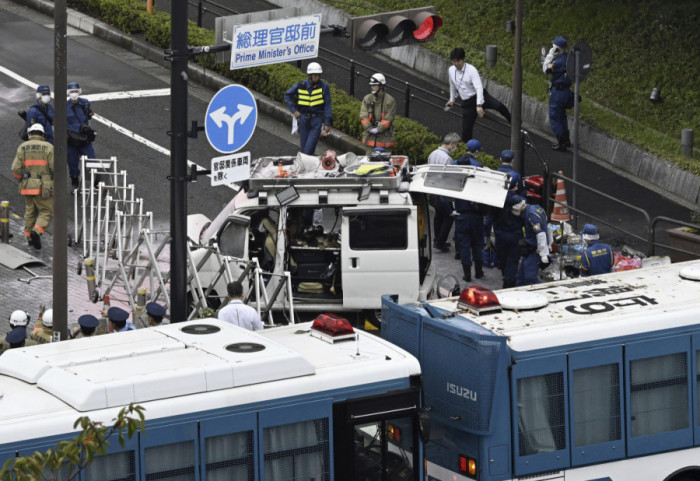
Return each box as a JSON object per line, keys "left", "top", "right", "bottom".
{"left": 66, "top": 81, "right": 96, "bottom": 190}
{"left": 427, "top": 132, "right": 461, "bottom": 252}
{"left": 360, "top": 73, "right": 396, "bottom": 151}
{"left": 26, "top": 85, "right": 55, "bottom": 145}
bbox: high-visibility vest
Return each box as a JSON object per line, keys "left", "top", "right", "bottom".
{"left": 297, "top": 86, "right": 325, "bottom": 107}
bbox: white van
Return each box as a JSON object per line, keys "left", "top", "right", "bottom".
{"left": 187, "top": 151, "right": 510, "bottom": 324}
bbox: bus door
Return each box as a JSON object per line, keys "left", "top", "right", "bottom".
{"left": 341, "top": 206, "right": 419, "bottom": 309}
{"left": 333, "top": 387, "right": 422, "bottom": 481}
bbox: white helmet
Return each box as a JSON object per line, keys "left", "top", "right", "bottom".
{"left": 306, "top": 62, "right": 323, "bottom": 75}
{"left": 369, "top": 73, "right": 386, "bottom": 86}
{"left": 43, "top": 309, "right": 54, "bottom": 328}
{"left": 9, "top": 310, "right": 29, "bottom": 328}
{"left": 27, "top": 123, "right": 45, "bottom": 135}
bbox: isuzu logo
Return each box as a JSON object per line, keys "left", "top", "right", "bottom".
{"left": 446, "top": 382, "right": 477, "bottom": 402}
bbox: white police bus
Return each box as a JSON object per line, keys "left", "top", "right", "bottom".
{"left": 381, "top": 260, "right": 700, "bottom": 481}
{"left": 0, "top": 316, "right": 423, "bottom": 481}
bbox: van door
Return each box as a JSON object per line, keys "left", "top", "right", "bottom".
{"left": 341, "top": 206, "right": 419, "bottom": 309}
{"left": 408, "top": 164, "right": 510, "bottom": 207}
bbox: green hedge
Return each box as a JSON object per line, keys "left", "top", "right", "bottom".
{"left": 65, "top": 0, "right": 454, "bottom": 164}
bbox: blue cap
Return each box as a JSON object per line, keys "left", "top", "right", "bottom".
{"left": 78, "top": 314, "right": 99, "bottom": 329}
{"left": 67, "top": 81, "right": 80, "bottom": 90}
{"left": 6, "top": 327, "right": 26, "bottom": 345}
{"left": 36, "top": 85, "right": 51, "bottom": 94}
{"left": 466, "top": 139, "right": 482, "bottom": 152}
{"left": 107, "top": 307, "right": 129, "bottom": 322}
{"left": 580, "top": 224, "right": 599, "bottom": 240}
{"left": 552, "top": 36, "right": 567, "bottom": 49}
{"left": 501, "top": 150, "right": 514, "bottom": 162}
{"left": 146, "top": 302, "right": 166, "bottom": 317}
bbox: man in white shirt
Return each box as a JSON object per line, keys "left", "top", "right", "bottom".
{"left": 217, "top": 281, "right": 264, "bottom": 331}
{"left": 445, "top": 47, "right": 511, "bottom": 142}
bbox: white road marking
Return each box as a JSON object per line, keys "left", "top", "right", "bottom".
{"left": 0, "top": 65, "right": 236, "bottom": 191}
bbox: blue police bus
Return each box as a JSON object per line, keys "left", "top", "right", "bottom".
{"left": 0, "top": 316, "right": 423, "bottom": 481}
{"left": 382, "top": 260, "right": 700, "bottom": 481}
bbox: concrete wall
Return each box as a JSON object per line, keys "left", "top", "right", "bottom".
{"left": 270, "top": 0, "right": 700, "bottom": 209}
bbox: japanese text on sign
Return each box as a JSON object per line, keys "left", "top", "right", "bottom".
{"left": 211, "top": 151, "right": 251, "bottom": 186}
{"left": 230, "top": 15, "right": 321, "bottom": 70}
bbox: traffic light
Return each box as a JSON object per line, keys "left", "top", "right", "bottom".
{"left": 347, "top": 7, "right": 443, "bottom": 51}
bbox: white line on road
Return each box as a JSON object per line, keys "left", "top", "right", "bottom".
{"left": 0, "top": 66, "right": 236, "bottom": 191}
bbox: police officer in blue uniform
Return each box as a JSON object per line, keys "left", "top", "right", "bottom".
{"left": 284, "top": 62, "right": 332, "bottom": 155}
{"left": 145, "top": 302, "right": 166, "bottom": 327}
{"left": 513, "top": 197, "right": 552, "bottom": 286}
{"left": 543, "top": 36, "right": 573, "bottom": 151}
{"left": 66, "top": 81, "right": 96, "bottom": 190}
{"left": 485, "top": 190, "right": 525, "bottom": 288}
{"left": 27, "top": 85, "right": 55, "bottom": 145}
{"left": 497, "top": 150, "right": 523, "bottom": 194}
{"left": 106, "top": 306, "right": 135, "bottom": 332}
{"left": 579, "top": 224, "right": 614, "bottom": 276}
{"left": 70, "top": 314, "right": 101, "bottom": 339}
{"left": 452, "top": 143, "right": 486, "bottom": 281}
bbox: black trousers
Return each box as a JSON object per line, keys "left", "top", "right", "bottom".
{"left": 459, "top": 90, "right": 511, "bottom": 142}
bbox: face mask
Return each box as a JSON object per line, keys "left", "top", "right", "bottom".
{"left": 40, "top": 95, "right": 51, "bottom": 104}
{"left": 370, "top": 85, "right": 379, "bottom": 94}
{"left": 69, "top": 92, "right": 79, "bottom": 101}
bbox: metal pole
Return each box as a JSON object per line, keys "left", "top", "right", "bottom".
{"left": 1, "top": 201, "right": 9, "bottom": 243}
{"left": 349, "top": 60, "right": 355, "bottom": 97}
{"left": 404, "top": 82, "right": 411, "bottom": 118}
{"left": 53, "top": 0, "right": 68, "bottom": 341}
{"left": 681, "top": 128, "right": 694, "bottom": 158}
{"left": 197, "top": 0, "right": 203, "bottom": 27}
{"left": 572, "top": 49, "right": 581, "bottom": 229}
{"left": 170, "top": 0, "right": 189, "bottom": 323}
{"left": 510, "top": 0, "right": 523, "bottom": 172}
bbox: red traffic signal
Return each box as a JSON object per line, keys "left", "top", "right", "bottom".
{"left": 348, "top": 7, "right": 443, "bottom": 51}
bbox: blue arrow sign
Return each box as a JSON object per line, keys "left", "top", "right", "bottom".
{"left": 205, "top": 84, "right": 257, "bottom": 153}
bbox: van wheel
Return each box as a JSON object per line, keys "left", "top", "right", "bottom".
{"left": 363, "top": 309, "right": 382, "bottom": 331}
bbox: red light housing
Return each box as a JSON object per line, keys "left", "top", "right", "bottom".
{"left": 413, "top": 14, "right": 443, "bottom": 41}
{"left": 310, "top": 314, "right": 356, "bottom": 343}
{"left": 457, "top": 287, "right": 501, "bottom": 315}
{"left": 458, "top": 454, "right": 477, "bottom": 478}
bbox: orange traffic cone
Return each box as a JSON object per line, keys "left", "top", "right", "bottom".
{"left": 550, "top": 172, "right": 570, "bottom": 222}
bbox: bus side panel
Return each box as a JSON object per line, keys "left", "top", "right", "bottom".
{"left": 694, "top": 333, "right": 700, "bottom": 444}
{"left": 568, "top": 346, "right": 625, "bottom": 466}
{"left": 140, "top": 421, "right": 200, "bottom": 481}
{"left": 625, "top": 335, "right": 693, "bottom": 457}
{"left": 511, "top": 354, "right": 570, "bottom": 476}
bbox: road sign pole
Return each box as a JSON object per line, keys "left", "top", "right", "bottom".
{"left": 169, "top": 0, "right": 188, "bottom": 323}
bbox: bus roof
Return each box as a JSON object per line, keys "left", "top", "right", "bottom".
{"left": 0, "top": 320, "right": 420, "bottom": 428}
{"left": 422, "top": 260, "right": 700, "bottom": 353}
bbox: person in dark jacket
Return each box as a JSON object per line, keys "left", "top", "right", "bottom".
{"left": 284, "top": 62, "right": 332, "bottom": 155}
{"left": 66, "top": 81, "right": 96, "bottom": 189}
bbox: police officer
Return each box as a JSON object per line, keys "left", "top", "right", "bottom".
{"left": 133, "top": 302, "right": 166, "bottom": 328}
{"left": 284, "top": 63, "right": 332, "bottom": 155}
{"left": 497, "top": 150, "right": 523, "bottom": 194}
{"left": 1, "top": 311, "right": 37, "bottom": 354}
{"left": 360, "top": 73, "right": 397, "bottom": 151}
{"left": 31, "top": 308, "right": 54, "bottom": 344}
{"left": 104, "top": 307, "right": 135, "bottom": 332}
{"left": 67, "top": 81, "right": 96, "bottom": 190}
{"left": 11, "top": 123, "right": 54, "bottom": 250}
{"left": 512, "top": 198, "right": 552, "bottom": 286}
{"left": 27, "top": 85, "right": 55, "bottom": 145}
{"left": 454, "top": 139, "right": 484, "bottom": 167}
{"left": 543, "top": 36, "right": 573, "bottom": 151}
{"left": 485, "top": 190, "right": 525, "bottom": 288}
{"left": 69, "top": 314, "right": 101, "bottom": 339}
{"left": 579, "top": 224, "right": 614, "bottom": 276}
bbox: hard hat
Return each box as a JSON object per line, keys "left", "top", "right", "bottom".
{"left": 552, "top": 36, "right": 567, "bottom": 50}
{"left": 306, "top": 62, "right": 322, "bottom": 75}
{"left": 9, "top": 310, "right": 29, "bottom": 327}
{"left": 27, "top": 123, "right": 45, "bottom": 135}
{"left": 43, "top": 309, "right": 54, "bottom": 328}
{"left": 369, "top": 73, "right": 386, "bottom": 86}
{"left": 580, "top": 223, "right": 600, "bottom": 241}
{"left": 501, "top": 150, "right": 515, "bottom": 162}
{"left": 67, "top": 81, "right": 81, "bottom": 93}
{"left": 466, "top": 139, "right": 482, "bottom": 152}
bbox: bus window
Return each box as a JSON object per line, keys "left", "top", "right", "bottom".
{"left": 517, "top": 372, "right": 566, "bottom": 456}
{"left": 263, "top": 418, "right": 330, "bottom": 481}
{"left": 86, "top": 450, "right": 137, "bottom": 481}
{"left": 353, "top": 419, "right": 417, "bottom": 481}
{"left": 204, "top": 431, "right": 254, "bottom": 481}
{"left": 144, "top": 440, "right": 196, "bottom": 480}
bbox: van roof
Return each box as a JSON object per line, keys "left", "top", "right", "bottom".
{"left": 422, "top": 261, "right": 700, "bottom": 353}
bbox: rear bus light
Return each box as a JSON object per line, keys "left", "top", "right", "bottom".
{"left": 310, "top": 314, "right": 356, "bottom": 343}
{"left": 458, "top": 454, "right": 477, "bottom": 479}
{"left": 457, "top": 287, "right": 501, "bottom": 315}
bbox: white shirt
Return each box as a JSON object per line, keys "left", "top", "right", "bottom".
{"left": 427, "top": 146, "right": 453, "bottom": 165}
{"left": 448, "top": 63, "right": 484, "bottom": 105}
{"left": 217, "top": 300, "right": 264, "bottom": 331}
